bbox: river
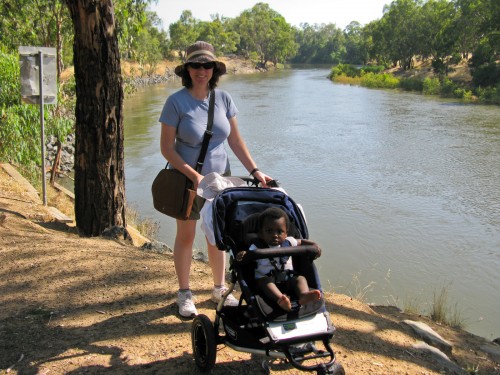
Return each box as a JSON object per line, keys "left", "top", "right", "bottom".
{"left": 123, "top": 68, "right": 500, "bottom": 340}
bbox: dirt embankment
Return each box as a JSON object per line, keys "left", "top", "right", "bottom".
{"left": 1, "top": 164, "right": 499, "bottom": 374}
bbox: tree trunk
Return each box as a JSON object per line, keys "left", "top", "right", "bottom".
{"left": 65, "top": 0, "right": 126, "bottom": 236}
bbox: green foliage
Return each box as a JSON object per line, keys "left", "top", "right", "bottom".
{"left": 475, "top": 85, "right": 500, "bottom": 104}
{"left": 0, "top": 51, "right": 21, "bottom": 106}
{"left": 134, "top": 28, "right": 162, "bottom": 76}
{"left": 399, "top": 77, "right": 424, "bottom": 91}
{"left": 0, "top": 104, "right": 41, "bottom": 168}
{"left": 0, "top": 51, "right": 73, "bottom": 170}
{"left": 423, "top": 77, "right": 442, "bottom": 95}
{"left": 293, "top": 23, "right": 345, "bottom": 64}
{"left": 234, "top": 3, "right": 297, "bottom": 66}
{"left": 361, "top": 65, "right": 385, "bottom": 74}
{"left": 361, "top": 73, "right": 400, "bottom": 89}
{"left": 329, "top": 64, "right": 361, "bottom": 78}
{"left": 169, "top": 10, "right": 199, "bottom": 60}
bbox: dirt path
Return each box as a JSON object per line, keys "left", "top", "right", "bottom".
{"left": 1, "top": 166, "right": 499, "bottom": 374}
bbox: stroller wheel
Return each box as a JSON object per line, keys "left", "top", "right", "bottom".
{"left": 191, "top": 314, "right": 217, "bottom": 372}
{"left": 327, "top": 362, "right": 345, "bottom": 375}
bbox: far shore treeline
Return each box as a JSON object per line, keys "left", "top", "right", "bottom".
{"left": 0, "top": 0, "right": 498, "bottom": 179}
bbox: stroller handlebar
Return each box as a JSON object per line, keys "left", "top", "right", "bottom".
{"left": 236, "top": 245, "right": 320, "bottom": 264}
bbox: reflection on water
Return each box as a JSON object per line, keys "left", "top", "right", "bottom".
{"left": 124, "top": 69, "right": 500, "bottom": 339}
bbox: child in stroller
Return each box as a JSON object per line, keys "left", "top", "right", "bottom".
{"left": 191, "top": 183, "right": 344, "bottom": 375}
{"left": 238, "top": 207, "right": 322, "bottom": 312}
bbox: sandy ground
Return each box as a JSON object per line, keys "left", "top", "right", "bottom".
{"left": 1, "top": 165, "right": 499, "bottom": 374}
{"left": 0, "top": 56, "right": 495, "bottom": 374}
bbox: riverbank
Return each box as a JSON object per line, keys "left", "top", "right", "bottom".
{"left": 1, "top": 164, "right": 499, "bottom": 374}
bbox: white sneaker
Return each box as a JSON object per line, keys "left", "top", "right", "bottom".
{"left": 211, "top": 286, "right": 239, "bottom": 306}
{"left": 177, "top": 290, "right": 197, "bottom": 318}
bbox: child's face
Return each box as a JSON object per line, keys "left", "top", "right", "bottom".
{"left": 259, "top": 217, "right": 288, "bottom": 246}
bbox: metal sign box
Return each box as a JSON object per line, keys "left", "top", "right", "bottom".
{"left": 19, "top": 46, "right": 57, "bottom": 105}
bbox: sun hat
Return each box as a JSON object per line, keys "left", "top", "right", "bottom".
{"left": 175, "top": 41, "right": 227, "bottom": 77}
{"left": 197, "top": 172, "right": 246, "bottom": 199}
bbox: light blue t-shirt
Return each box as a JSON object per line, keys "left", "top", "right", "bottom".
{"left": 159, "top": 88, "right": 238, "bottom": 175}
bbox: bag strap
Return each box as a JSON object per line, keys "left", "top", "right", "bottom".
{"left": 195, "top": 89, "right": 215, "bottom": 173}
{"left": 164, "top": 90, "right": 215, "bottom": 172}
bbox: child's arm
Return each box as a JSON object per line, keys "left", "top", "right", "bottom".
{"left": 297, "top": 239, "right": 322, "bottom": 258}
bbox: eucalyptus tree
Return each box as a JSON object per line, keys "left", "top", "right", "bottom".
{"left": 65, "top": 0, "right": 126, "bottom": 236}
{"left": 378, "top": 0, "right": 424, "bottom": 70}
{"left": 196, "top": 15, "right": 240, "bottom": 56}
{"left": 420, "top": 0, "right": 459, "bottom": 77}
{"left": 293, "top": 23, "right": 320, "bottom": 63}
{"left": 169, "top": 10, "right": 199, "bottom": 60}
{"left": 114, "top": 0, "right": 155, "bottom": 59}
{"left": 456, "top": 0, "right": 499, "bottom": 87}
{"left": 292, "top": 22, "right": 345, "bottom": 64}
{"left": 132, "top": 11, "right": 168, "bottom": 75}
{"left": 343, "top": 21, "right": 366, "bottom": 65}
{"left": 267, "top": 16, "right": 298, "bottom": 65}
{"left": 235, "top": 3, "right": 295, "bottom": 66}
{"left": 0, "top": 0, "right": 71, "bottom": 79}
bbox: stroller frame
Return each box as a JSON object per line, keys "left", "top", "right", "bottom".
{"left": 191, "top": 185, "right": 344, "bottom": 375}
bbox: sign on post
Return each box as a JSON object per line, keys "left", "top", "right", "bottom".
{"left": 19, "top": 46, "right": 58, "bottom": 205}
{"left": 19, "top": 47, "right": 57, "bottom": 104}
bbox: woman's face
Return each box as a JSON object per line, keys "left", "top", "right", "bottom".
{"left": 187, "top": 62, "right": 214, "bottom": 87}
{"left": 259, "top": 217, "right": 288, "bottom": 247}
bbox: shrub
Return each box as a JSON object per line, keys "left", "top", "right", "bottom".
{"left": 331, "top": 75, "right": 362, "bottom": 85}
{"left": 440, "top": 78, "right": 455, "bottom": 97}
{"left": 475, "top": 85, "right": 500, "bottom": 104}
{"left": 0, "top": 51, "right": 74, "bottom": 174}
{"left": 0, "top": 51, "right": 20, "bottom": 107}
{"left": 329, "top": 64, "right": 361, "bottom": 79}
{"left": 399, "top": 77, "right": 424, "bottom": 92}
{"left": 361, "top": 65, "right": 385, "bottom": 75}
{"left": 361, "top": 72, "right": 399, "bottom": 89}
{"left": 423, "top": 77, "right": 441, "bottom": 95}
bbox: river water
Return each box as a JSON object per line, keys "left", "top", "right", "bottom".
{"left": 123, "top": 68, "right": 500, "bottom": 340}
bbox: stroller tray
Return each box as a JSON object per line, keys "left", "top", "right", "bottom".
{"left": 266, "top": 311, "right": 334, "bottom": 342}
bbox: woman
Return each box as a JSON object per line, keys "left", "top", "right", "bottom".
{"left": 159, "top": 41, "right": 272, "bottom": 318}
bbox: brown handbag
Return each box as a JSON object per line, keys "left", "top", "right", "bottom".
{"left": 151, "top": 90, "right": 215, "bottom": 220}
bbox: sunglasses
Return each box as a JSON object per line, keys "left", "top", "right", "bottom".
{"left": 187, "top": 62, "right": 216, "bottom": 70}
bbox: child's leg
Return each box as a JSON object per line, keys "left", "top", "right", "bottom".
{"left": 294, "top": 275, "right": 321, "bottom": 305}
{"left": 256, "top": 277, "right": 292, "bottom": 311}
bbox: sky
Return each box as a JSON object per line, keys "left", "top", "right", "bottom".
{"left": 149, "top": 0, "right": 390, "bottom": 31}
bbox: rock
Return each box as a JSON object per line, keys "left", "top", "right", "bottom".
{"left": 102, "top": 226, "right": 132, "bottom": 243}
{"left": 412, "top": 341, "right": 467, "bottom": 374}
{"left": 141, "top": 240, "right": 173, "bottom": 254}
{"left": 402, "top": 320, "right": 453, "bottom": 355}
{"left": 480, "top": 342, "right": 500, "bottom": 362}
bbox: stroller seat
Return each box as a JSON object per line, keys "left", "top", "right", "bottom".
{"left": 238, "top": 212, "right": 325, "bottom": 322}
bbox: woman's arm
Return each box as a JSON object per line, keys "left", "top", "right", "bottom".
{"left": 227, "top": 116, "right": 272, "bottom": 186}
{"left": 160, "top": 123, "right": 204, "bottom": 189}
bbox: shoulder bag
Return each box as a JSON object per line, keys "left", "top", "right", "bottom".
{"left": 151, "top": 90, "right": 215, "bottom": 220}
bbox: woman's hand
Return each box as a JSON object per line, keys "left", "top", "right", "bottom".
{"left": 192, "top": 173, "right": 204, "bottom": 191}
{"left": 253, "top": 170, "right": 273, "bottom": 187}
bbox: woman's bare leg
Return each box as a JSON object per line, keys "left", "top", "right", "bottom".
{"left": 207, "top": 240, "right": 225, "bottom": 286}
{"left": 174, "top": 219, "right": 197, "bottom": 290}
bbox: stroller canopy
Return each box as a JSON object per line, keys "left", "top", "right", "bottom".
{"left": 212, "top": 187, "right": 309, "bottom": 251}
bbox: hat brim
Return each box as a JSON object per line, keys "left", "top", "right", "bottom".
{"left": 197, "top": 173, "right": 246, "bottom": 199}
{"left": 175, "top": 61, "right": 226, "bottom": 77}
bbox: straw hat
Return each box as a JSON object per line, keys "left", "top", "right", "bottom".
{"left": 197, "top": 172, "right": 246, "bottom": 199}
{"left": 175, "top": 41, "right": 227, "bottom": 77}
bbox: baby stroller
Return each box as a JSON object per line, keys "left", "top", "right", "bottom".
{"left": 191, "top": 182, "right": 345, "bottom": 375}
